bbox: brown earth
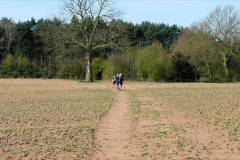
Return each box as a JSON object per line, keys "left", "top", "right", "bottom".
{"left": 90, "top": 82, "right": 240, "bottom": 160}
{"left": 1, "top": 80, "right": 240, "bottom": 159}
{"left": 91, "top": 89, "right": 134, "bottom": 160}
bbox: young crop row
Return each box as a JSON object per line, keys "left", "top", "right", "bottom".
{"left": 125, "top": 83, "right": 240, "bottom": 159}
{"left": 0, "top": 79, "right": 115, "bottom": 159}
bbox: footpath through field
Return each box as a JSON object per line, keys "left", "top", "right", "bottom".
{"left": 90, "top": 89, "right": 134, "bottom": 160}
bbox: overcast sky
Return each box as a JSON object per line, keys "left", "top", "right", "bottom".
{"left": 0, "top": 0, "right": 240, "bottom": 27}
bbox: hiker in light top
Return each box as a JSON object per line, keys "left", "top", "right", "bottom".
{"left": 112, "top": 75, "right": 116, "bottom": 89}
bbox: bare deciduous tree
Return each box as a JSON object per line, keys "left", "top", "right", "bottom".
{"left": 171, "top": 28, "right": 216, "bottom": 81}
{"left": 62, "top": 0, "right": 122, "bottom": 82}
{"left": 0, "top": 18, "right": 17, "bottom": 55}
{"left": 200, "top": 5, "right": 240, "bottom": 78}
{"left": 173, "top": 5, "right": 240, "bottom": 81}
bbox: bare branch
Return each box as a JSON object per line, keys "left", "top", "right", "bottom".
{"left": 61, "top": 0, "right": 122, "bottom": 82}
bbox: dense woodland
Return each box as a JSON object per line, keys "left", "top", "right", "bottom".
{"left": 1, "top": 4, "right": 240, "bottom": 82}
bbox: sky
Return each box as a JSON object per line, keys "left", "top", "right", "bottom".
{"left": 0, "top": 0, "right": 240, "bottom": 27}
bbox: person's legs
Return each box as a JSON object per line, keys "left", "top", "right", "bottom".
{"left": 118, "top": 84, "right": 122, "bottom": 91}
{"left": 116, "top": 82, "right": 119, "bottom": 91}
{"left": 113, "top": 82, "right": 116, "bottom": 89}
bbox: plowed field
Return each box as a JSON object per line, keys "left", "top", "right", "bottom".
{"left": 1, "top": 79, "right": 240, "bottom": 159}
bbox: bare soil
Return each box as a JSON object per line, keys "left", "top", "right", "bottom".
{"left": 91, "top": 90, "right": 134, "bottom": 160}
{"left": 1, "top": 79, "right": 240, "bottom": 160}
{"left": 90, "top": 82, "right": 240, "bottom": 160}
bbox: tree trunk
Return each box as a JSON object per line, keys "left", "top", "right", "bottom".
{"left": 223, "top": 54, "right": 229, "bottom": 78}
{"left": 85, "top": 51, "right": 93, "bottom": 82}
{"left": 204, "top": 54, "right": 212, "bottom": 80}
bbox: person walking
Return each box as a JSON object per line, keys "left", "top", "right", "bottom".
{"left": 116, "top": 74, "right": 121, "bottom": 91}
{"left": 112, "top": 75, "right": 116, "bottom": 89}
{"left": 119, "top": 73, "right": 124, "bottom": 90}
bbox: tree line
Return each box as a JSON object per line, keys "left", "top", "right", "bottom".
{"left": 0, "top": 2, "right": 240, "bottom": 82}
{"left": 0, "top": 17, "right": 181, "bottom": 81}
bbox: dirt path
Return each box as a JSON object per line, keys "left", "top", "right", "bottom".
{"left": 91, "top": 90, "right": 133, "bottom": 160}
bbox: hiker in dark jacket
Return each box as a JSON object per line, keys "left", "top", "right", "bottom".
{"left": 119, "top": 73, "right": 124, "bottom": 90}
{"left": 116, "top": 74, "right": 121, "bottom": 91}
